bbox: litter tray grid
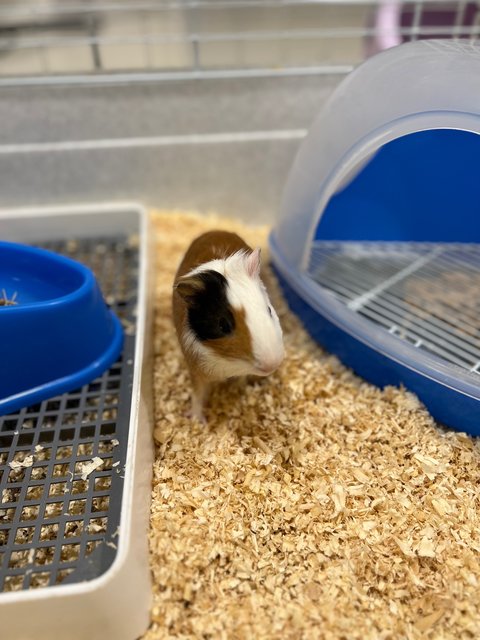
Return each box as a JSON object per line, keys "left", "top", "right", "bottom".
{"left": 308, "top": 241, "right": 480, "bottom": 374}
{"left": 0, "top": 235, "right": 138, "bottom": 593}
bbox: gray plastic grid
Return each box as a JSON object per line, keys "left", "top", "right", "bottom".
{"left": 0, "top": 234, "right": 138, "bottom": 592}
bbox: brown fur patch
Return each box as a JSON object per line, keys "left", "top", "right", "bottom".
{"left": 174, "top": 231, "right": 252, "bottom": 281}
{"left": 204, "top": 306, "right": 253, "bottom": 362}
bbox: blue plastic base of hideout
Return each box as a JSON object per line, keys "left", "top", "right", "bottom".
{"left": 272, "top": 265, "right": 480, "bottom": 437}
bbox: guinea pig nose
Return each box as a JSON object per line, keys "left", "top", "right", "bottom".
{"left": 255, "top": 356, "right": 283, "bottom": 375}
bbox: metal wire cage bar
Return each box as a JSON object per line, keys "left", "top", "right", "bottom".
{"left": 0, "top": 1, "right": 478, "bottom": 77}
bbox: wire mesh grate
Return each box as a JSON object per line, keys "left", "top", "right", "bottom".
{"left": 308, "top": 241, "right": 480, "bottom": 374}
{"left": 0, "top": 235, "right": 138, "bottom": 593}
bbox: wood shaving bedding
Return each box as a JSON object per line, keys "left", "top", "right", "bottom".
{"left": 79, "top": 456, "right": 104, "bottom": 481}
{"left": 144, "top": 211, "right": 480, "bottom": 640}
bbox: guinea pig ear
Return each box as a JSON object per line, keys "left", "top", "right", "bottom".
{"left": 174, "top": 275, "right": 205, "bottom": 303}
{"left": 245, "top": 247, "right": 261, "bottom": 278}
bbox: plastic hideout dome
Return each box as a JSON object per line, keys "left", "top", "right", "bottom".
{"left": 270, "top": 40, "right": 480, "bottom": 436}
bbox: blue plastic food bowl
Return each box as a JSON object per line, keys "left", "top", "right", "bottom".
{"left": 0, "top": 240, "right": 123, "bottom": 415}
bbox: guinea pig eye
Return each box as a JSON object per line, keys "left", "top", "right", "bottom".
{"left": 267, "top": 305, "right": 273, "bottom": 317}
{"left": 219, "top": 317, "right": 233, "bottom": 336}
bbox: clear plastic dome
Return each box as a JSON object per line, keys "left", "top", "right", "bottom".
{"left": 272, "top": 40, "right": 480, "bottom": 270}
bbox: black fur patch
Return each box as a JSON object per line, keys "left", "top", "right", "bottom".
{"left": 186, "top": 270, "right": 235, "bottom": 341}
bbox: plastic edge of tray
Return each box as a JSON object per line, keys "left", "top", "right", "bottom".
{"left": 0, "top": 202, "right": 155, "bottom": 640}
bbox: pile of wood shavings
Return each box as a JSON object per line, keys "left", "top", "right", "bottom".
{"left": 145, "top": 211, "right": 480, "bottom": 640}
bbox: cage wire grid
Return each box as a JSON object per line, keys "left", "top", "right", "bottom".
{"left": 0, "top": 1, "right": 478, "bottom": 78}
{"left": 0, "top": 234, "right": 138, "bottom": 593}
{"left": 308, "top": 241, "right": 480, "bottom": 375}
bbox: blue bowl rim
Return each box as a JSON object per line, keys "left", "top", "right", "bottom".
{"left": 0, "top": 310, "right": 124, "bottom": 416}
{"left": 0, "top": 240, "right": 95, "bottom": 311}
{"left": 0, "top": 239, "right": 124, "bottom": 415}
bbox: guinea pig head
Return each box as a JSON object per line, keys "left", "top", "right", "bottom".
{"left": 174, "top": 248, "right": 284, "bottom": 380}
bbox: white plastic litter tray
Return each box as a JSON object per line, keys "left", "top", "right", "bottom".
{"left": 0, "top": 203, "right": 154, "bottom": 640}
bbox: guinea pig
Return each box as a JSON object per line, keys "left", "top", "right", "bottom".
{"left": 172, "top": 230, "right": 284, "bottom": 421}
